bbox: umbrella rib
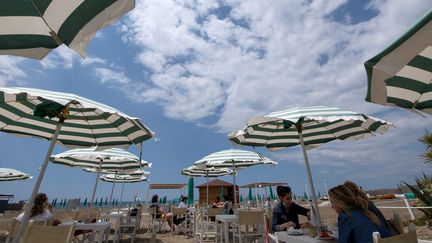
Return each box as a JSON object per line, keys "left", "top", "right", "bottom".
{"left": 29, "top": 0, "right": 63, "bottom": 45}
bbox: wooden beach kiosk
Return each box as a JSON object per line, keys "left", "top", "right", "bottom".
{"left": 196, "top": 179, "right": 239, "bottom": 206}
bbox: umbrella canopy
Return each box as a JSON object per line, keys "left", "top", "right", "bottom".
{"left": 230, "top": 106, "right": 392, "bottom": 228}
{"left": 181, "top": 165, "right": 234, "bottom": 206}
{"left": 365, "top": 10, "right": 432, "bottom": 114}
{"left": 187, "top": 177, "right": 194, "bottom": 205}
{"left": 0, "top": 0, "right": 134, "bottom": 59}
{"left": 100, "top": 174, "right": 148, "bottom": 183}
{"left": 0, "top": 87, "right": 153, "bottom": 148}
{"left": 0, "top": 87, "right": 153, "bottom": 243}
{"left": 194, "top": 149, "right": 277, "bottom": 168}
{"left": 229, "top": 106, "right": 392, "bottom": 151}
{"left": 0, "top": 168, "right": 31, "bottom": 181}
{"left": 193, "top": 149, "right": 277, "bottom": 206}
{"left": 181, "top": 165, "right": 234, "bottom": 177}
{"left": 220, "top": 186, "right": 225, "bottom": 201}
{"left": 51, "top": 147, "right": 151, "bottom": 171}
{"left": 269, "top": 186, "right": 275, "bottom": 200}
{"left": 248, "top": 187, "right": 253, "bottom": 201}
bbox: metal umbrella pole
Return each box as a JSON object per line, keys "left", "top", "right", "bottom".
{"left": 296, "top": 124, "right": 322, "bottom": 230}
{"left": 90, "top": 159, "right": 103, "bottom": 208}
{"left": 109, "top": 171, "right": 118, "bottom": 205}
{"left": 231, "top": 160, "right": 237, "bottom": 207}
{"left": 118, "top": 179, "right": 125, "bottom": 213}
{"left": 206, "top": 171, "right": 209, "bottom": 206}
{"left": 13, "top": 117, "right": 65, "bottom": 243}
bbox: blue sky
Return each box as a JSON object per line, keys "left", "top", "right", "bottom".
{"left": 1, "top": 0, "right": 432, "bottom": 203}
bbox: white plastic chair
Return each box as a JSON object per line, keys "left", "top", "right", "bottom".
{"left": 21, "top": 223, "right": 75, "bottom": 243}
{"left": 232, "top": 209, "right": 265, "bottom": 243}
{"left": 115, "top": 214, "right": 140, "bottom": 243}
{"left": 195, "top": 207, "right": 224, "bottom": 243}
{"left": 373, "top": 223, "right": 417, "bottom": 243}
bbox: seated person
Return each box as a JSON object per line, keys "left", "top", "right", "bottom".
{"left": 16, "top": 193, "right": 59, "bottom": 225}
{"left": 150, "top": 194, "right": 173, "bottom": 228}
{"left": 129, "top": 203, "right": 143, "bottom": 216}
{"left": 174, "top": 196, "right": 188, "bottom": 225}
{"left": 223, "top": 194, "right": 234, "bottom": 215}
{"left": 212, "top": 196, "right": 224, "bottom": 208}
{"left": 329, "top": 185, "right": 390, "bottom": 243}
{"left": 178, "top": 195, "right": 188, "bottom": 208}
{"left": 272, "top": 186, "right": 310, "bottom": 232}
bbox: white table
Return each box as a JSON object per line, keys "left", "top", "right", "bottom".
{"left": 59, "top": 221, "right": 111, "bottom": 243}
{"left": 275, "top": 231, "right": 337, "bottom": 243}
{"left": 215, "top": 214, "right": 238, "bottom": 243}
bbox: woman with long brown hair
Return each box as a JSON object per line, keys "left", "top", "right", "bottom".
{"left": 16, "top": 193, "right": 53, "bottom": 222}
{"left": 329, "top": 185, "right": 390, "bottom": 243}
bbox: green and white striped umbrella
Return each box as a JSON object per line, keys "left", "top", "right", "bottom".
{"left": 181, "top": 165, "right": 234, "bottom": 177}
{"left": 0, "top": 0, "right": 134, "bottom": 59}
{"left": 100, "top": 174, "right": 148, "bottom": 183}
{"left": 229, "top": 106, "right": 393, "bottom": 229}
{"left": 0, "top": 168, "right": 31, "bottom": 181}
{"left": 229, "top": 106, "right": 393, "bottom": 151}
{"left": 194, "top": 149, "right": 277, "bottom": 168}
{"left": 51, "top": 147, "right": 151, "bottom": 171}
{"left": 101, "top": 174, "right": 147, "bottom": 210}
{"left": 0, "top": 87, "right": 153, "bottom": 148}
{"left": 0, "top": 87, "right": 153, "bottom": 243}
{"left": 193, "top": 149, "right": 277, "bottom": 206}
{"left": 181, "top": 165, "right": 234, "bottom": 206}
{"left": 365, "top": 10, "right": 432, "bottom": 114}
{"left": 51, "top": 147, "right": 151, "bottom": 207}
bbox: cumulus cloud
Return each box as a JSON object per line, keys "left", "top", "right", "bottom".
{"left": 94, "top": 68, "right": 131, "bottom": 85}
{"left": 0, "top": 56, "right": 27, "bottom": 86}
{"left": 115, "top": 0, "right": 430, "bottom": 132}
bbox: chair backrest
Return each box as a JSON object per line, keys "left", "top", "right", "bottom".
{"left": 73, "top": 208, "right": 100, "bottom": 222}
{"left": 207, "top": 207, "right": 224, "bottom": 217}
{"left": 237, "top": 209, "right": 265, "bottom": 225}
{"left": 172, "top": 207, "right": 187, "bottom": 216}
{"left": 21, "top": 224, "right": 75, "bottom": 243}
{"left": 390, "top": 213, "right": 404, "bottom": 234}
{"left": 373, "top": 223, "right": 417, "bottom": 243}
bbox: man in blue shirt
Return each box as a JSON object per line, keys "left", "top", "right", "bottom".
{"left": 272, "top": 186, "right": 310, "bottom": 232}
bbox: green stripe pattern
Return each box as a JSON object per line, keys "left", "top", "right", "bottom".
{"left": 51, "top": 147, "right": 150, "bottom": 171}
{"left": 229, "top": 106, "right": 393, "bottom": 151}
{"left": 181, "top": 166, "right": 234, "bottom": 177}
{"left": 100, "top": 174, "right": 147, "bottom": 183}
{"left": 0, "top": 0, "right": 134, "bottom": 59}
{"left": 0, "top": 87, "right": 153, "bottom": 149}
{"left": 365, "top": 10, "right": 432, "bottom": 114}
{"left": 0, "top": 168, "right": 31, "bottom": 181}
{"left": 193, "top": 149, "right": 277, "bottom": 169}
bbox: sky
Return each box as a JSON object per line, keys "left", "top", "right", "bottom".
{"left": 1, "top": 0, "right": 432, "bottom": 203}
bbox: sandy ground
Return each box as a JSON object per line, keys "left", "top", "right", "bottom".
{"left": 0, "top": 199, "right": 431, "bottom": 242}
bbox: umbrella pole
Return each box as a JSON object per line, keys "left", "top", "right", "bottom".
{"left": 13, "top": 120, "right": 64, "bottom": 243}
{"left": 206, "top": 174, "right": 209, "bottom": 206}
{"left": 296, "top": 125, "right": 322, "bottom": 230}
{"left": 232, "top": 161, "right": 237, "bottom": 207}
{"left": 90, "top": 159, "right": 103, "bottom": 208}
{"left": 109, "top": 171, "right": 117, "bottom": 205}
{"left": 118, "top": 180, "right": 125, "bottom": 213}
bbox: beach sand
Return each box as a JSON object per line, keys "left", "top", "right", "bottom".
{"left": 1, "top": 199, "right": 431, "bottom": 242}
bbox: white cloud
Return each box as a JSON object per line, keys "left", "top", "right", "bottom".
{"left": 0, "top": 56, "right": 27, "bottom": 86}
{"left": 116, "top": 0, "right": 430, "bottom": 131}
{"left": 94, "top": 68, "right": 131, "bottom": 85}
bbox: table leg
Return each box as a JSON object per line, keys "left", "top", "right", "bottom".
{"left": 224, "top": 222, "right": 229, "bottom": 243}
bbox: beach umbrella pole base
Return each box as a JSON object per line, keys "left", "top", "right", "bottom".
{"left": 13, "top": 121, "right": 64, "bottom": 243}
{"left": 297, "top": 126, "right": 322, "bottom": 230}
